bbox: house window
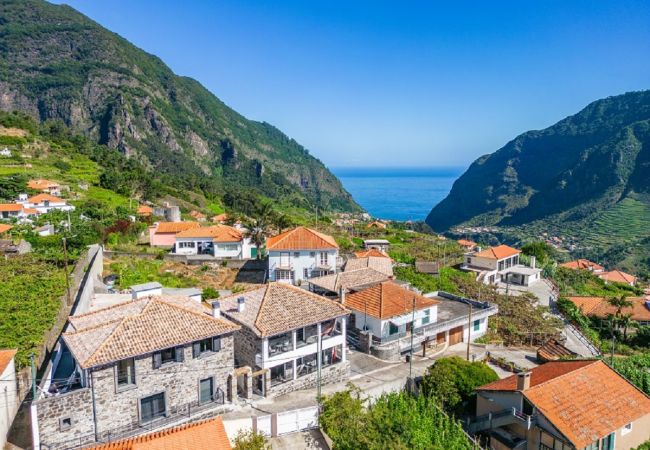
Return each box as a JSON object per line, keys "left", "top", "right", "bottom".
{"left": 310, "top": 252, "right": 316, "bottom": 257}
{"left": 303, "top": 268, "right": 309, "bottom": 279}
{"left": 193, "top": 337, "right": 221, "bottom": 357}
{"left": 268, "top": 332, "right": 293, "bottom": 357}
{"left": 296, "top": 354, "right": 317, "bottom": 378}
{"left": 422, "top": 309, "right": 431, "bottom": 325}
{"left": 59, "top": 417, "right": 72, "bottom": 431}
{"left": 199, "top": 377, "right": 214, "bottom": 403}
{"left": 270, "top": 362, "right": 294, "bottom": 386}
{"left": 293, "top": 252, "right": 300, "bottom": 258}
{"left": 178, "top": 241, "right": 195, "bottom": 249}
{"left": 319, "top": 252, "right": 328, "bottom": 266}
{"left": 473, "top": 320, "right": 480, "bottom": 331}
{"left": 601, "top": 433, "right": 615, "bottom": 450}
{"left": 153, "top": 346, "right": 183, "bottom": 368}
{"left": 321, "top": 345, "right": 342, "bottom": 367}
{"left": 140, "top": 392, "right": 166, "bottom": 423}
{"left": 297, "top": 325, "right": 318, "bottom": 347}
{"left": 275, "top": 269, "right": 293, "bottom": 281}
{"left": 220, "top": 244, "right": 239, "bottom": 251}
{"left": 116, "top": 358, "right": 135, "bottom": 388}
{"left": 622, "top": 422, "right": 632, "bottom": 436}
{"left": 498, "top": 261, "right": 504, "bottom": 271}
{"left": 389, "top": 322, "right": 399, "bottom": 335}
{"left": 161, "top": 347, "right": 176, "bottom": 364}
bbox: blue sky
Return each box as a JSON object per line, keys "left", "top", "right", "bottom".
{"left": 53, "top": 1, "right": 650, "bottom": 167}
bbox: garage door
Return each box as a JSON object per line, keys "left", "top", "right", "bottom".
{"left": 449, "top": 326, "right": 464, "bottom": 345}
{"left": 436, "top": 332, "right": 445, "bottom": 344}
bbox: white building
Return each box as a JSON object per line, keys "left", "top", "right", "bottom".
{"left": 0, "top": 349, "right": 18, "bottom": 448}
{"left": 462, "top": 245, "right": 541, "bottom": 286}
{"left": 267, "top": 227, "right": 339, "bottom": 284}
{"left": 17, "top": 193, "right": 74, "bottom": 215}
{"left": 173, "top": 225, "right": 253, "bottom": 259}
{"left": 363, "top": 239, "right": 390, "bottom": 253}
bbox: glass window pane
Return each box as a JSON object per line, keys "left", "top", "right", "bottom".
{"left": 141, "top": 393, "right": 165, "bottom": 422}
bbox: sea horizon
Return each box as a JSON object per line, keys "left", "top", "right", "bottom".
{"left": 332, "top": 165, "right": 465, "bottom": 222}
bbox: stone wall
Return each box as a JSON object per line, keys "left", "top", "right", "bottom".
{"left": 232, "top": 325, "right": 261, "bottom": 368}
{"left": 269, "top": 361, "right": 350, "bottom": 397}
{"left": 35, "top": 388, "right": 95, "bottom": 449}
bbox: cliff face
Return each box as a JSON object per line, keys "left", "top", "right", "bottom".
{"left": 0, "top": 0, "right": 359, "bottom": 211}
{"left": 426, "top": 90, "right": 650, "bottom": 231}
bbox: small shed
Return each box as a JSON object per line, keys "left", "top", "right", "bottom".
{"left": 130, "top": 281, "right": 163, "bottom": 299}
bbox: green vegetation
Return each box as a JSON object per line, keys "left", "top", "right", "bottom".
{"left": 610, "top": 352, "right": 650, "bottom": 395}
{"left": 232, "top": 430, "right": 269, "bottom": 450}
{"left": 320, "top": 386, "right": 478, "bottom": 450}
{"left": 108, "top": 259, "right": 198, "bottom": 290}
{"left": 551, "top": 267, "right": 641, "bottom": 298}
{"left": 0, "top": 255, "right": 65, "bottom": 367}
{"left": 420, "top": 357, "right": 498, "bottom": 415}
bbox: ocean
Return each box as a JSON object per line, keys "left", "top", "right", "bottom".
{"left": 333, "top": 166, "right": 465, "bottom": 222}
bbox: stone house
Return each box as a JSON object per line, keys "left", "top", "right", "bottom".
{"left": 219, "top": 283, "right": 350, "bottom": 397}
{"left": 32, "top": 296, "right": 240, "bottom": 450}
{"left": 472, "top": 360, "right": 650, "bottom": 450}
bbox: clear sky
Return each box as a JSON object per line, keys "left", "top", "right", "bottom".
{"left": 52, "top": 0, "right": 650, "bottom": 168}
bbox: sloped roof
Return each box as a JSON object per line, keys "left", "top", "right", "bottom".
{"left": 175, "top": 225, "right": 242, "bottom": 242}
{"left": 212, "top": 213, "right": 229, "bottom": 222}
{"left": 344, "top": 256, "right": 393, "bottom": 277}
{"left": 354, "top": 248, "right": 390, "bottom": 259}
{"left": 219, "top": 283, "right": 349, "bottom": 337}
{"left": 64, "top": 296, "right": 239, "bottom": 369}
{"left": 345, "top": 281, "right": 439, "bottom": 320}
{"left": 27, "top": 179, "right": 59, "bottom": 190}
{"left": 0, "top": 224, "right": 13, "bottom": 234}
{"left": 28, "top": 193, "right": 65, "bottom": 204}
{"left": 155, "top": 222, "right": 201, "bottom": 234}
{"left": 267, "top": 226, "right": 338, "bottom": 250}
{"left": 536, "top": 339, "right": 576, "bottom": 362}
{"left": 87, "top": 417, "right": 231, "bottom": 449}
{"left": 567, "top": 296, "right": 650, "bottom": 322}
{"left": 189, "top": 210, "right": 206, "bottom": 219}
{"left": 599, "top": 270, "right": 637, "bottom": 284}
{"left": 474, "top": 244, "right": 520, "bottom": 260}
{"left": 457, "top": 239, "right": 477, "bottom": 247}
{"left": 559, "top": 259, "right": 605, "bottom": 272}
{"left": 0, "top": 203, "right": 23, "bottom": 212}
{"left": 0, "top": 349, "right": 17, "bottom": 375}
{"left": 309, "top": 268, "right": 390, "bottom": 293}
{"left": 137, "top": 205, "right": 153, "bottom": 216}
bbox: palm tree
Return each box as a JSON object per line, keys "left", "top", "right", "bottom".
{"left": 618, "top": 313, "right": 635, "bottom": 342}
{"left": 244, "top": 202, "right": 274, "bottom": 260}
{"left": 608, "top": 294, "right": 633, "bottom": 318}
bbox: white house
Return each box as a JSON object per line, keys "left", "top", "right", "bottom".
{"left": 27, "top": 179, "right": 61, "bottom": 196}
{"left": 462, "top": 244, "right": 541, "bottom": 286}
{"left": 0, "top": 204, "right": 24, "bottom": 220}
{"left": 267, "top": 227, "right": 339, "bottom": 284}
{"left": 173, "top": 225, "right": 253, "bottom": 259}
{"left": 0, "top": 349, "right": 18, "bottom": 448}
{"left": 363, "top": 239, "right": 390, "bottom": 253}
{"left": 17, "top": 193, "right": 74, "bottom": 214}
{"left": 219, "top": 283, "right": 350, "bottom": 396}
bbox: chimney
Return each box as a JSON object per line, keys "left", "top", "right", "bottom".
{"left": 530, "top": 255, "right": 536, "bottom": 269}
{"left": 476, "top": 246, "right": 482, "bottom": 253}
{"left": 338, "top": 287, "right": 346, "bottom": 304}
{"left": 211, "top": 301, "right": 221, "bottom": 319}
{"left": 516, "top": 372, "right": 531, "bottom": 391}
{"left": 237, "top": 296, "right": 246, "bottom": 313}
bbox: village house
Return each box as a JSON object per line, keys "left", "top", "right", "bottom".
{"left": 471, "top": 360, "right": 650, "bottom": 450}
{"left": 27, "top": 178, "right": 61, "bottom": 196}
{"left": 345, "top": 283, "right": 498, "bottom": 360}
{"left": 599, "top": 269, "right": 637, "bottom": 286}
{"left": 0, "top": 203, "right": 25, "bottom": 220}
{"left": 219, "top": 283, "right": 350, "bottom": 397}
{"left": 0, "top": 224, "right": 11, "bottom": 235}
{"left": 309, "top": 267, "right": 391, "bottom": 298}
{"left": 173, "top": 225, "right": 253, "bottom": 259}
{"left": 88, "top": 417, "right": 232, "bottom": 450}
{"left": 363, "top": 239, "right": 390, "bottom": 253}
{"left": 189, "top": 210, "right": 207, "bottom": 221}
{"left": 32, "top": 296, "right": 240, "bottom": 449}
{"left": 211, "top": 213, "right": 229, "bottom": 224}
{"left": 462, "top": 244, "right": 541, "bottom": 286}
{"left": 152, "top": 202, "right": 181, "bottom": 222}
{"left": 567, "top": 296, "right": 650, "bottom": 327}
{"left": 148, "top": 221, "right": 200, "bottom": 247}
{"left": 136, "top": 205, "right": 153, "bottom": 217}
{"left": 266, "top": 226, "right": 339, "bottom": 284}
{"left": 354, "top": 248, "right": 390, "bottom": 258}
{"left": 343, "top": 255, "right": 394, "bottom": 277}
{"left": 0, "top": 350, "right": 18, "bottom": 449}
{"left": 559, "top": 258, "right": 605, "bottom": 273}
{"left": 17, "top": 193, "right": 74, "bottom": 214}
{"left": 366, "top": 220, "right": 387, "bottom": 229}
{"left": 457, "top": 239, "right": 477, "bottom": 251}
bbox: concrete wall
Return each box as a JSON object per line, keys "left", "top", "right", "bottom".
{"left": 0, "top": 358, "right": 18, "bottom": 448}
{"left": 613, "top": 413, "right": 650, "bottom": 450}
{"left": 270, "top": 361, "right": 350, "bottom": 397}
{"left": 268, "top": 249, "right": 338, "bottom": 283}
{"left": 350, "top": 306, "right": 438, "bottom": 339}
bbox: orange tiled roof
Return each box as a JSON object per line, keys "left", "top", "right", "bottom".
{"left": 189, "top": 210, "right": 206, "bottom": 219}
{"left": 137, "top": 205, "right": 153, "bottom": 216}
{"left": 0, "top": 349, "right": 17, "bottom": 375}
{"left": 599, "top": 270, "right": 637, "bottom": 285}
{"left": 64, "top": 296, "right": 239, "bottom": 369}
{"left": 27, "top": 179, "right": 59, "bottom": 190}
{"left": 474, "top": 244, "right": 519, "bottom": 259}
{"left": 354, "top": 248, "right": 390, "bottom": 259}
{"left": 27, "top": 193, "right": 63, "bottom": 204}
{"left": 212, "top": 213, "right": 229, "bottom": 222}
{"left": 266, "top": 226, "right": 338, "bottom": 250}
{"left": 0, "top": 203, "right": 23, "bottom": 212}
{"left": 155, "top": 222, "right": 201, "bottom": 234}
{"left": 559, "top": 259, "right": 605, "bottom": 272}
{"left": 219, "top": 283, "right": 349, "bottom": 337}
{"left": 23, "top": 208, "right": 38, "bottom": 215}
{"left": 536, "top": 339, "right": 576, "bottom": 362}
{"left": 344, "top": 256, "right": 393, "bottom": 277}
{"left": 345, "top": 281, "right": 439, "bottom": 320}
{"left": 0, "top": 224, "right": 13, "bottom": 234}
{"left": 567, "top": 296, "right": 650, "bottom": 322}
{"left": 366, "top": 221, "right": 387, "bottom": 229}
{"left": 457, "top": 239, "right": 477, "bottom": 247}
{"left": 87, "top": 417, "right": 231, "bottom": 449}
{"left": 175, "top": 225, "right": 242, "bottom": 242}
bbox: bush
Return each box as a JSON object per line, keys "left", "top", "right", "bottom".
{"left": 232, "top": 430, "right": 269, "bottom": 450}
{"left": 202, "top": 287, "right": 219, "bottom": 300}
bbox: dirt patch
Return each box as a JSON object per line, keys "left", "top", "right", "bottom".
{"left": 0, "top": 126, "right": 28, "bottom": 137}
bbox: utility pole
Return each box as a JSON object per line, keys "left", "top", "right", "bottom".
{"left": 466, "top": 302, "right": 473, "bottom": 361}
{"left": 62, "top": 237, "right": 72, "bottom": 306}
{"left": 408, "top": 296, "right": 416, "bottom": 380}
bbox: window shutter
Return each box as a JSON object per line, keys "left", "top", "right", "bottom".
{"left": 175, "top": 347, "right": 184, "bottom": 362}
{"left": 212, "top": 337, "right": 221, "bottom": 352}
{"left": 152, "top": 352, "right": 162, "bottom": 369}
{"left": 192, "top": 342, "right": 200, "bottom": 358}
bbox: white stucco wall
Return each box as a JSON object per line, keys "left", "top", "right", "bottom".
{"left": 351, "top": 306, "right": 438, "bottom": 339}
{"left": 268, "top": 249, "right": 338, "bottom": 283}
{"left": 0, "top": 358, "right": 18, "bottom": 448}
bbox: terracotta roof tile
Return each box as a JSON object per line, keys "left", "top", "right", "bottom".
{"left": 536, "top": 339, "right": 577, "bottom": 362}
{"left": 212, "top": 213, "right": 229, "bottom": 223}
{"left": 567, "top": 296, "right": 650, "bottom": 322}
{"left": 189, "top": 210, "right": 206, "bottom": 219}
{"left": 220, "top": 283, "right": 349, "bottom": 337}
{"left": 0, "top": 349, "right": 17, "bottom": 375}
{"left": 354, "top": 248, "right": 390, "bottom": 258}
{"left": 0, "top": 224, "right": 13, "bottom": 234}
{"left": 344, "top": 256, "right": 393, "bottom": 277}
{"left": 86, "top": 417, "right": 231, "bottom": 449}
{"left": 27, "top": 193, "right": 64, "bottom": 204}
{"left": 345, "top": 281, "right": 439, "bottom": 320}
{"left": 155, "top": 222, "right": 201, "bottom": 234}
{"left": 478, "top": 360, "right": 596, "bottom": 392}
{"left": 175, "top": 225, "right": 242, "bottom": 242}
{"left": 64, "top": 296, "right": 239, "bottom": 369}
{"left": 0, "top": 203, "right": 23, "bottom": 212}
{"left": 474, "top": 244, "right": 520, "bottom": 260}
{"left": 309, "top": 268, "right": 390, "bottom": 293}
{"left": 599, "top": 270, "right": 637, "bottom": 285}
{"left": 27, "top": 179, "right": 59, "bottom": 190}
{"left": 137, "top": 205, "right": 153, "bottom": 216}
{"left": 457, "top": 239, "right": 477, "bottom": 248}
{"left": 267, "top": 226, "right": 338, "bottom": 250}
{"left": 559, "top": 259, "right": 605, "bottom": 272}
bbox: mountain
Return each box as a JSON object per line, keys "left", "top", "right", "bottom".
{"left": 0, "top": 0, "right": 359, "bottom": 212}
{"left": 426, "top": 90, "right": 650, "bottom": 234}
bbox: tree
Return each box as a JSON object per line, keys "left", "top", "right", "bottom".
{"left": 420, "top": 356, "right": 499, "bottom": 414}
{"left": 232, "top": 430, "right": 269, "bottom": 450}
{"left": 521, "top": 241, "right": 554, "bottom": 266}
{"left": 608, "top": 294, "right": 633, "bottom": 318}
{"left": 618, "top": 313, "right": 636, "bottom": 342}
{"left": 244, "top": 201, "right": 274, "bottom": 259}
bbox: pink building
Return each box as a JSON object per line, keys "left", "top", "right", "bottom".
{"left": 149, "top": 222, "right": 200, "bottom": 247}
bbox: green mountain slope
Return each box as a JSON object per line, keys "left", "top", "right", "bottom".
{"left": 0, "top": 0, "right": 359, "bottom": 212}
{"left": 426, "top": 90, "right": 650, "bottom": 233}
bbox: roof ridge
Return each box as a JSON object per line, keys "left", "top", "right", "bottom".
{"left": 253, "top": 284, "right": 272, "bottom": 335}
{"left": 153, "top": 297, "right": 238, "bottom": 331}
{"left": 524, "top": 359, "right": 600, "bottom": 393}
{"left": 69, "top": 297, "right": 146, "bottom": 319}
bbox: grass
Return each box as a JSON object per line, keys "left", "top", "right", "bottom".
{"left": 108, "top": 258, "right": 199, "bottom": 290}
{"left": 582, "top": 197, "right": 650, "bottom": 247}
